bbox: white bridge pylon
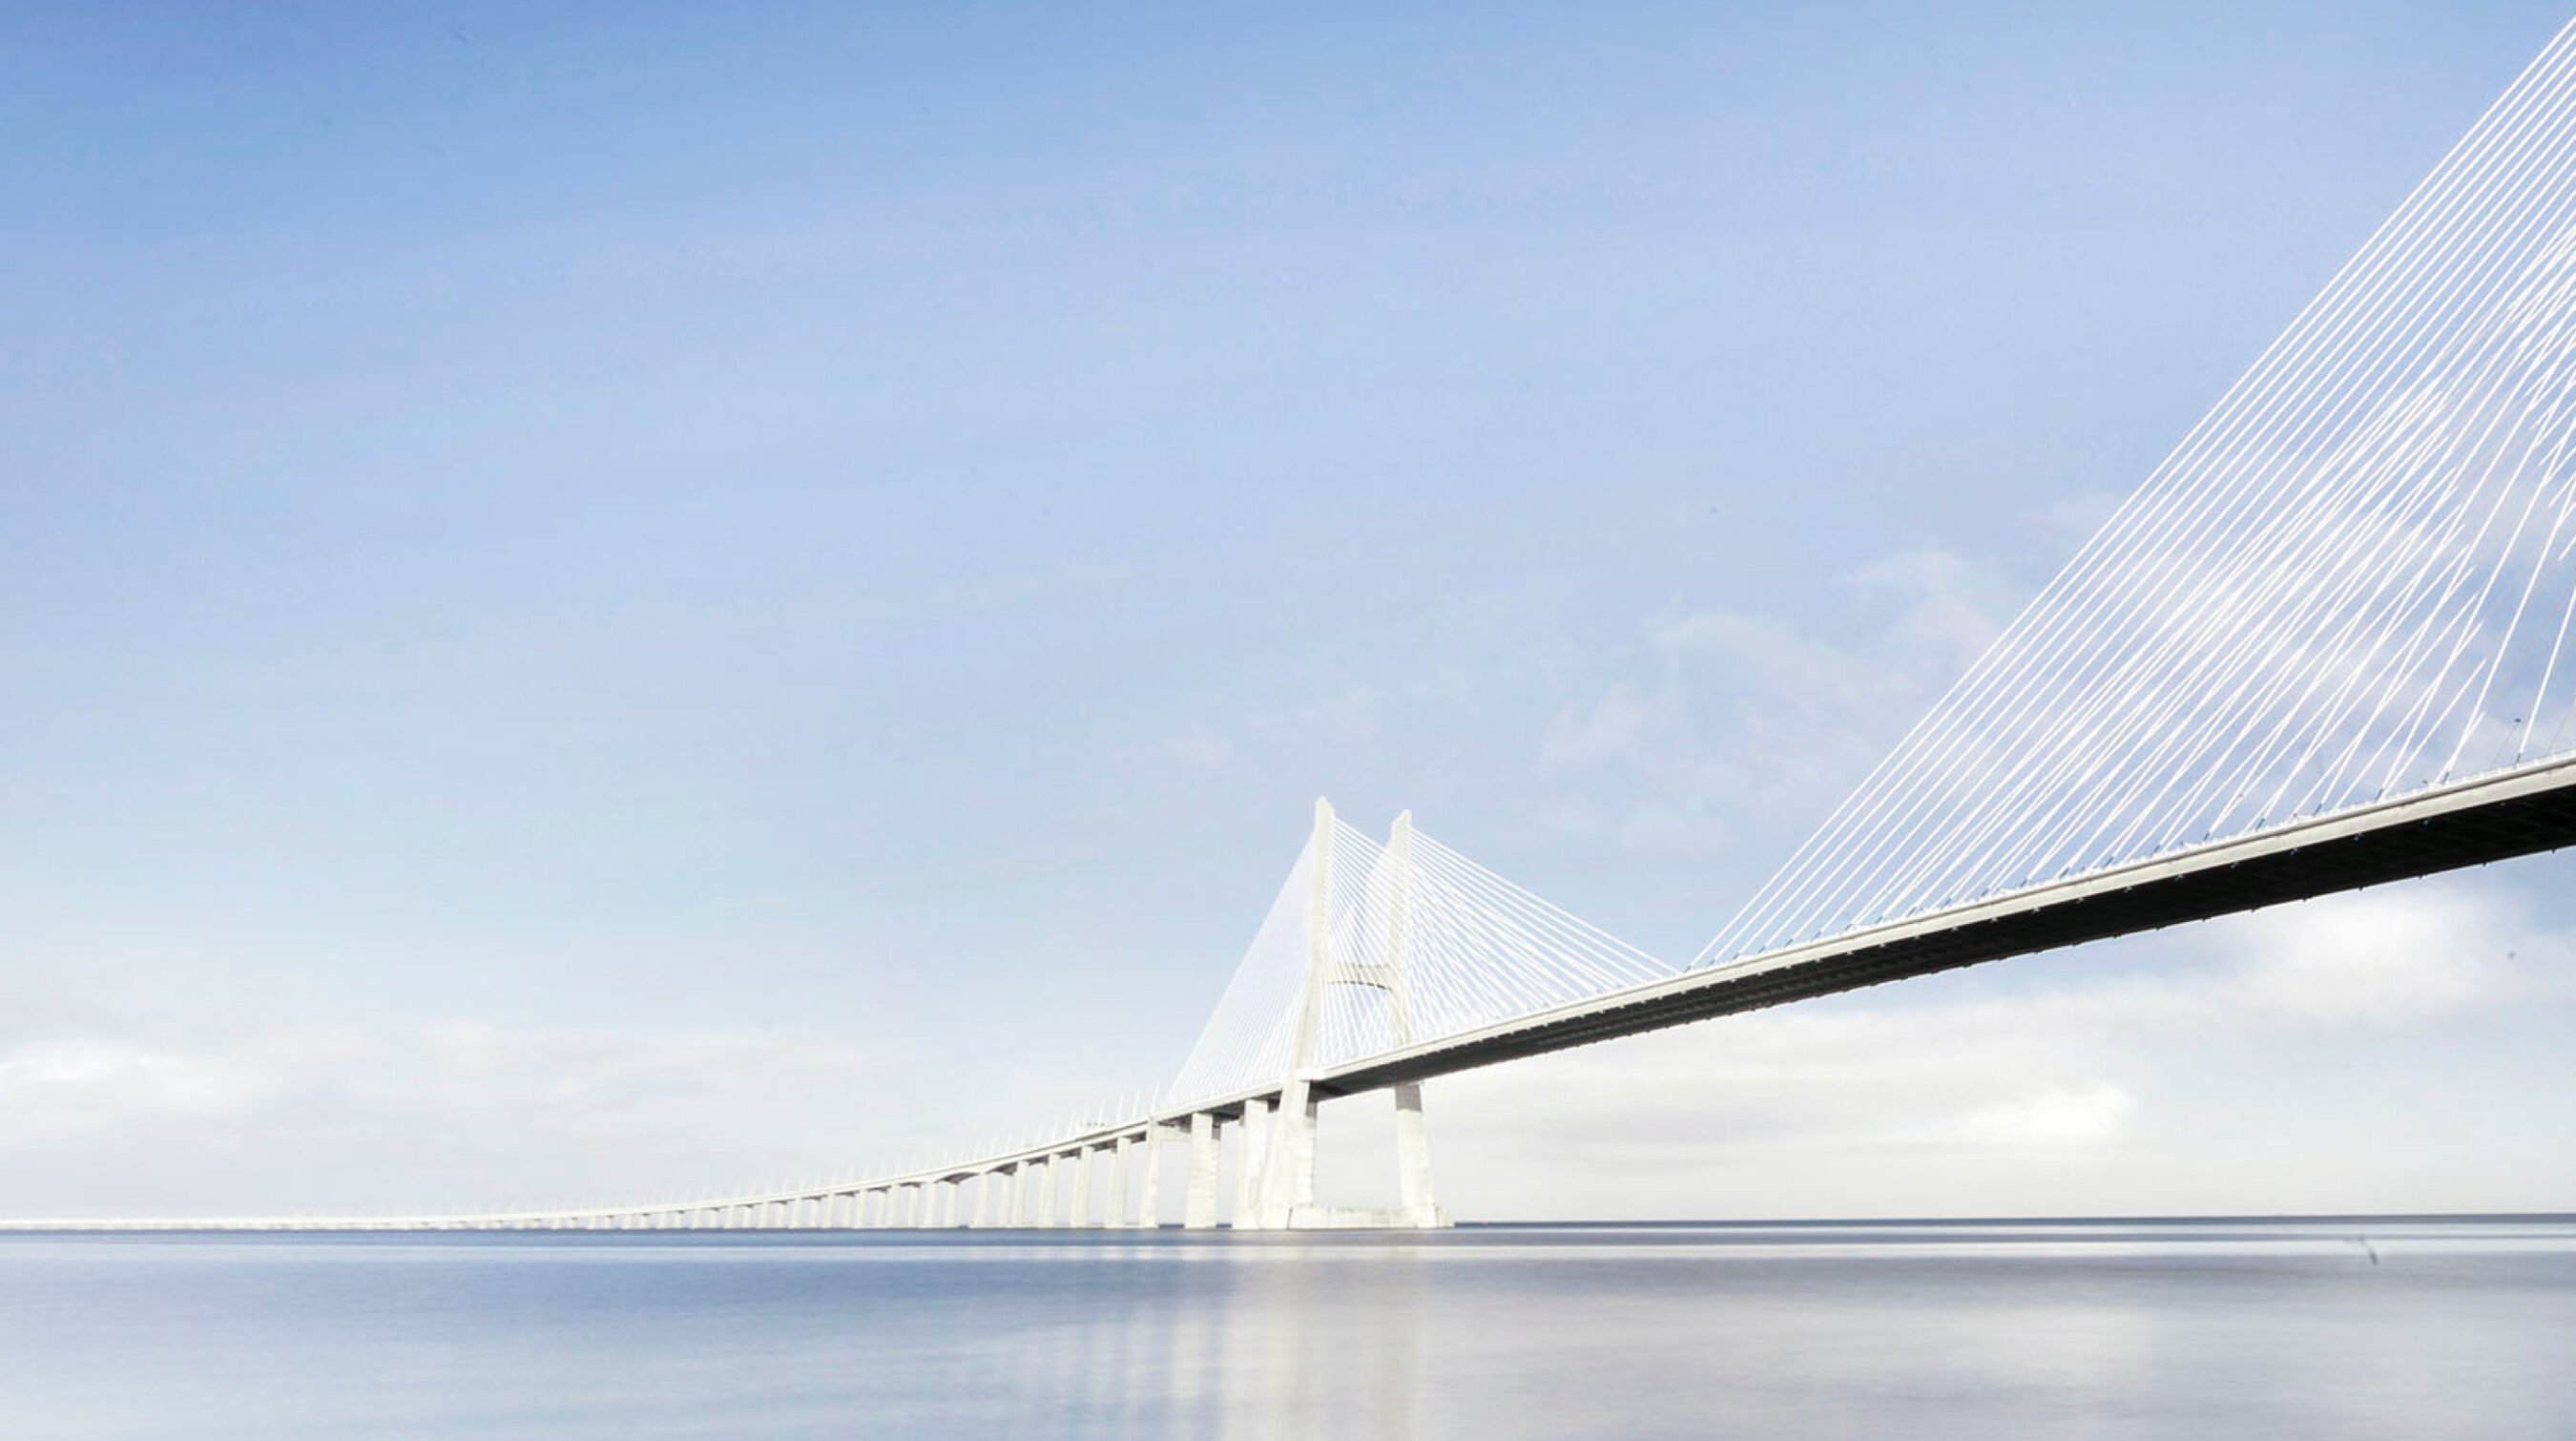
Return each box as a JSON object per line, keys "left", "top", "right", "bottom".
{"left": 1156, "top": 798, "right": 1669, "bottom": 1229}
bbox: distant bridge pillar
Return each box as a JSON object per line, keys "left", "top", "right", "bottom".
{"left": 1070, "top": 1147, "right": 1095, "bottom": 1227}
{"left": 1033, "top": 1157, "right": 1059, "bottom": 1228}
{"left": 1107, "top": 1135, "right": 1134, "bottom": 1226}
{"left": 1232, "top": 1096, "right": 1273, "bottom": 1228}
{"left": 1393, "top": 1082, "right": 1441, "bottom": 1223}
{"left": 1183, "top": 1112, "right": 1221, "bottom": 1228}
{"left": 1138, "top": 1123, "right": 1170, "bottom": 1227}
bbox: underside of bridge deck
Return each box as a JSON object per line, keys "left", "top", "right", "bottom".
{"left": 1317, "top": 761, "right": 2576, "bottom": 1098}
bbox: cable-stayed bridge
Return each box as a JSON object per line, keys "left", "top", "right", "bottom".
{"left": 31, "top": 18, "right": 2576, "bottom": 1232}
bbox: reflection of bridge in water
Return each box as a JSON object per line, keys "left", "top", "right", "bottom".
{"left": 34, "top": 18, "right": 2576, "bottom": 1233}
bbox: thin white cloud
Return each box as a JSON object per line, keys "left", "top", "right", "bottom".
{"left": 0, "top": 1021, "right": 887, "bottom": 1217}
{"left": 1532, "top": 546, "right": 2020, "bottom": 860}
{"left": 1915, "top": 1083, "right": 2138, "bottom": 1150}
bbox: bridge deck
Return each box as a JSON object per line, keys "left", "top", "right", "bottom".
{"left": 1312, "top": 753, "right": 2576, "bottom": 1098}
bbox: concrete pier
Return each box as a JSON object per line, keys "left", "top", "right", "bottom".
{"left": 1138, "top": 1124, "right": 1167, "bottom": 1228}
{"left": 1183, "top": 1113, "right": 1219, "bottom": 1229}
{"left": 1034, "top": 1155, "right": 1059, "bottom": 1229}
{"left": 1108, "top": 1136, "right": 1133, "bottom": 1227}
{"left": 1233, "top": 1096, "right": 1272, "bottom": 1228}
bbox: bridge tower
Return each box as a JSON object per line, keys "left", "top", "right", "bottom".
{"left": 1255, "top": 799, "right": 1451, "bottom": 1229}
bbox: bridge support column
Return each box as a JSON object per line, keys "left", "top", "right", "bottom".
{"left": 1033, "top": 1157, "right": 1059, "bottom": 1228}
{"left": 1183, "top": 1112, "right": 1221, "bottom": 1229}
{"left": 1107, "top": 1135, "right": 1134, "bottom": 1227}
{"left": 1138, "top": 1124, "right": 1169, "bottom": 1228}
{"left": 1261, "top": 1079, "right": 1319, "bottom": 1225}
{"left": 1232, "top": 1096, "right": 1273, "bottom": 1229}
{"left": 1070, "top": 1148, "right": 1094, "bottom": 1227}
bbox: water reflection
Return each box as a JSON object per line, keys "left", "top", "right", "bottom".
{"left": 0, "top": 1221, "right": 2571, "bottom": 1438}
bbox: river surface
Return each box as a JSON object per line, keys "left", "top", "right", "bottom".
{"left": 1, "top": 1218, "right": 2570, "bottom": 1438}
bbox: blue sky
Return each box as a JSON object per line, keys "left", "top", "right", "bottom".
{"left": 7, "top": 1, "right": 2576, "bottom": 1218}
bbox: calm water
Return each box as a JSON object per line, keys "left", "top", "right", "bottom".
{"left": 1, "top": 1219, "right": 2571, "bottom": 1438}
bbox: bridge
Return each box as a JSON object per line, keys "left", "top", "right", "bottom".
{"left": 26, "top": 18, "right": 2576, "bottom": 1232}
